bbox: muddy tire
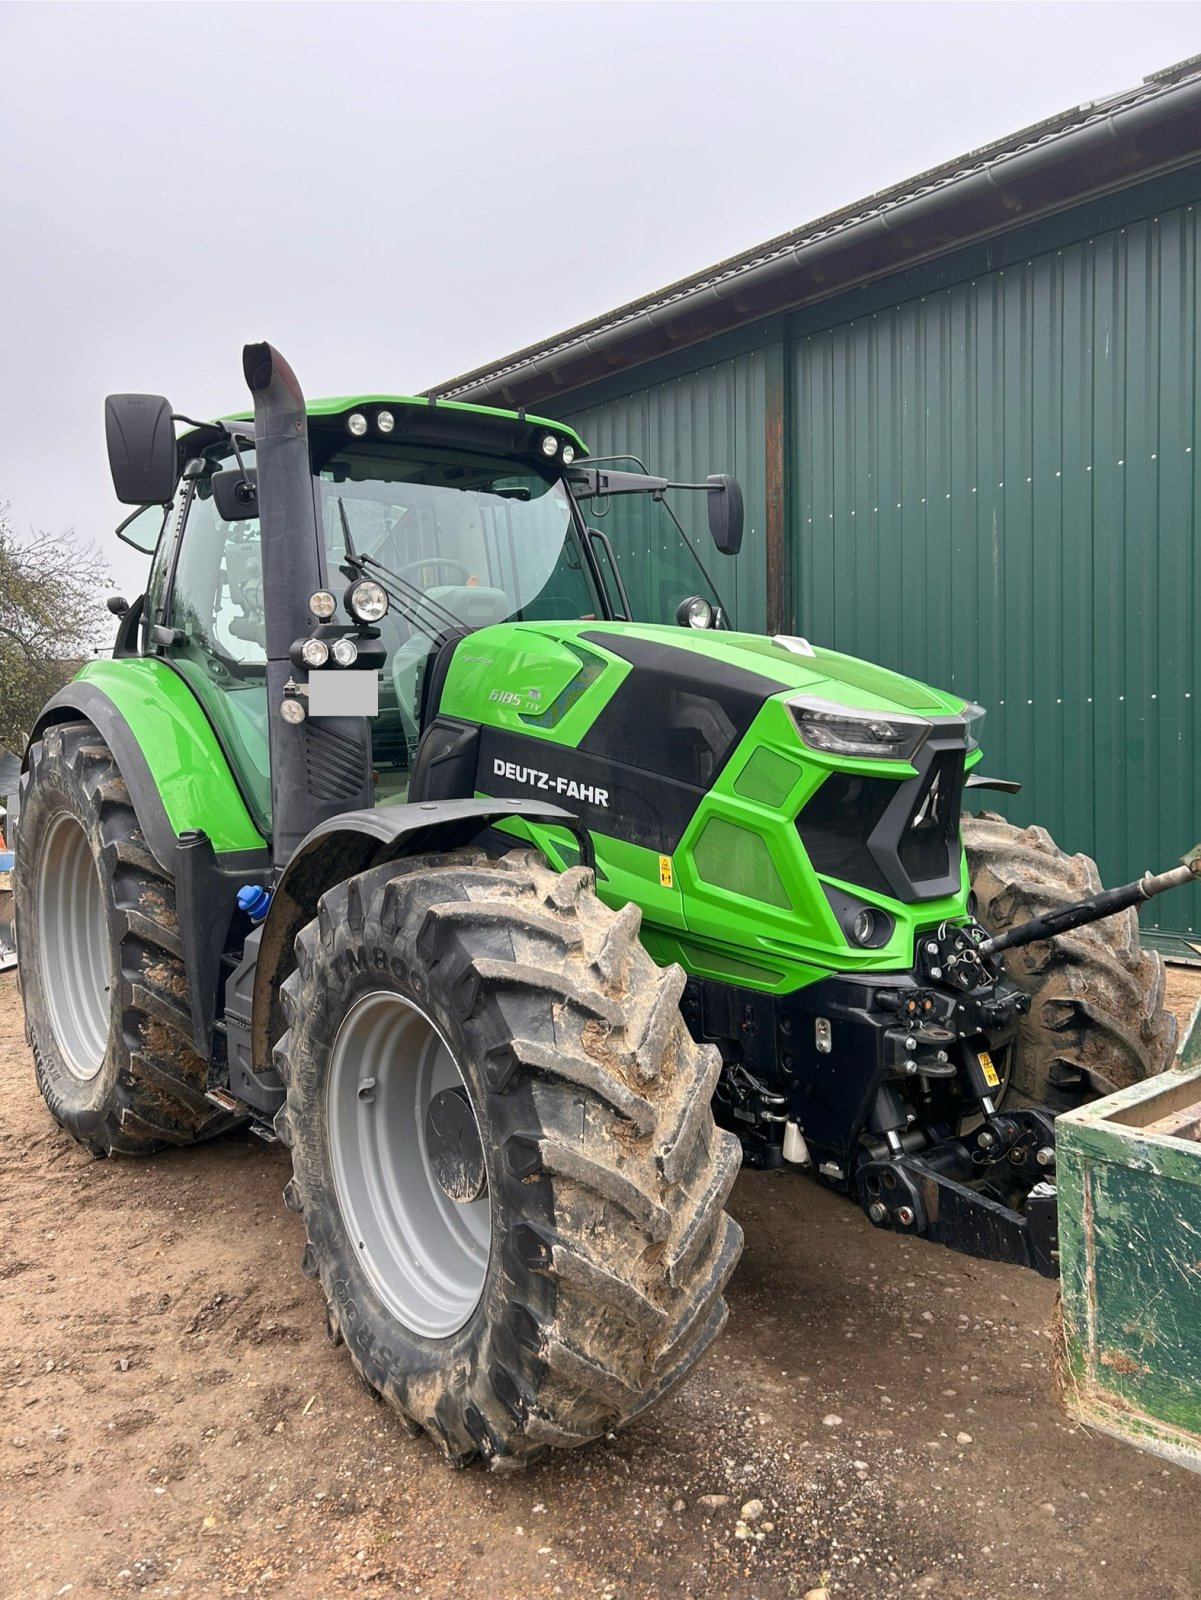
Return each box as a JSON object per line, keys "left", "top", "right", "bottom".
{"left": 14, "top": 720, "right": 241, "bottom": 1155}
{"left": 962, "top": 813, "right": 1177, "bottom": 1109}
{"left": 275, "top": 847, "right": 744, "bottom": 1468}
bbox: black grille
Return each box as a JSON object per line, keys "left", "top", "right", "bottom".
{"left": 796, "top": 774, "right": 897, "bottom": 896}
{"left": 898, "top": 750, "right": 962, "bottom": 886}
{"left": 797, "top": 735, "right": 966, "bottom": 903}
{"left": 305, "top": 723, "right": 369, "bottom": 803}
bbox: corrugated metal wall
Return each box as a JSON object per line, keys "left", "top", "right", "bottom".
{"left": 564, "top": 349, "right": 769, "bottom": 634}
{"left": 561, "top": 185, "right": 1201, "bottom": 941}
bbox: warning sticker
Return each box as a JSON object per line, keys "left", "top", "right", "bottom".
{"left": 658, "top": 855, "right": 674, "bottom": 889}
{"left": 977, "top": 1049, "right": 1000, "bottom": 1088}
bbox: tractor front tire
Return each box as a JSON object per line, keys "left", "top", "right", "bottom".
{"left": 275, "top": 848, "right": 744, "bottom": 1468}
{"left": 963, "top": 813, "right": 1177, "bottom": 1110}
{"left": 15, "top": 720, "right": 241, "bottom": 1155}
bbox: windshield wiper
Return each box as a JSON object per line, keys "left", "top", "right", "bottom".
{"left": 334, "top": 497, "right": 467, "bottom": 637}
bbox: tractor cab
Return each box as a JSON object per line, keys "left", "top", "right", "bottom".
{"left": 113, "top": 397, "right": 736, "bottom": 832}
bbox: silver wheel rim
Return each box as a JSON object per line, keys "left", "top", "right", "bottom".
{"left": 326, "top": 990, "right": 491, "bottom": 1338}
{"left": 36, "top": 811, "right": 111, "bottom": 1081}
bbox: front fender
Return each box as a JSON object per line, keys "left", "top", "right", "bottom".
{"left": 250, "top": 797, "right": 592, "bottom": 1071}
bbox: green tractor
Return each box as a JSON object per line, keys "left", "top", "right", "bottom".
{"left": 13, "top": 343, "right": 1178, "bottom": 1467}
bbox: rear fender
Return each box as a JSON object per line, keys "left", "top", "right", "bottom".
{"left": 28, "top": 674, "right": 270, "bottom": 1052}
{"left": 250, "top": 798, "right": 592, "bottom": 1072}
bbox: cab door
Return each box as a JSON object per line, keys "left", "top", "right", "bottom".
{"left": 156, "top": 455, "right": 272, "bottom": 831}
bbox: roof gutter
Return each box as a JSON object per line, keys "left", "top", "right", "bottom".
{"left": 432, "top": 74, "right": 1201, "bottom": 408}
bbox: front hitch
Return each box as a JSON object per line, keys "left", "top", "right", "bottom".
{"left": 858, "top": 1107, "right": 1060, "bottom": 1277}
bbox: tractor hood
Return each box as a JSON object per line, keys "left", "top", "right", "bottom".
{"left": 542, "top": 622, "right": 968, "bottom": 722}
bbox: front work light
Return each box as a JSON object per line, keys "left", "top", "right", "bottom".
{"left": 377, "top": 410, "right": 395, "bottom": 434}
{"left": 346, "top": 578, "right": 389, "bottom": 623}
{"left": 301, "top": 638, "right": 330, "bottom": 668}
{"left": 790, "top": 697, "right": 929, "bottom": 762}
{"left": 540, "top": 434, "right": 558, "bottom": 457}
{"left": 309, "top": 590, "right": 337, "bottom": 619}
{"left": 561, "top": 444, "right": 576, "bottom": 466}
{"left": 676, "top": 596, "right": 714, "bottom": 630}
{"left": 348, "top": 412, "right": 368, "bottom": 437}
{"left": 331, "top": 637, "right": 359, "bottom": 666}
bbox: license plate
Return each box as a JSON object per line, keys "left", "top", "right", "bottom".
{"left": 307, "top": 671, "right": 379, "bottom": 719}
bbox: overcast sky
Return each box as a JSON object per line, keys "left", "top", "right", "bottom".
{"left": 3, "top": 0, "right": 1200, "bottom": 596}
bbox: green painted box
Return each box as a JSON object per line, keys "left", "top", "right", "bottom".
{"left": 1057, "top": 1002, "right": 1201, "bottom": 1471}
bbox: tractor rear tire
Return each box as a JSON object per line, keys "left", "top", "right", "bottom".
{"left": 15, "top": 720, "right": 241, "bottom": 1155}
{"left": 274, "top": 847, "right": 744, "bottom": 1468}
{"left": 962, "top": 812, "right": 1177, "bottom": 1110}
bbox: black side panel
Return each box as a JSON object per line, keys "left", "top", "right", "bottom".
{"left": 410, "top": 717, "right": 480, "bottom": 801}
{"left": 579, "top": 631, "right": 779, "bottom": 789}
{"left": 174, "top": 831, "right": 270, "bottom": 1052}
{"left": 476, "top": 725, "right": 702, "bottom": 853}
{"left": 419, "top": 629, "right": 468, "bottom": 728}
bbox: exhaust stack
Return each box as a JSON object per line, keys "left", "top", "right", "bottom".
{"left": 243, "top": 342, "right": 371, "bottom": 867}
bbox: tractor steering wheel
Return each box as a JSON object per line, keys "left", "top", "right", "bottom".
{"left": 393, "top": 557, "right": 471, "bottom": 585}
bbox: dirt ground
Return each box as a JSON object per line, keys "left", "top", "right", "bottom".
{"left": 4, "top": 969, "right": 1201, "bottom": 1600}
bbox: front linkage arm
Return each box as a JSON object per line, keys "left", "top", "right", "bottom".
{"left": 859, "top": 844, "right": 1201, "bottom": 1277}
{"left": 978, "top": 847, "right": 1201, "bottom": 958}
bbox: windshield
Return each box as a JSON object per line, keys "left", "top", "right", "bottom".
{"left": 310, "top": 442, "right": 606, "bottom": 801}
{"left": 313, "top": 443, "right": 602, "bottom": 626}
{"left": 568, "top": 459, "right": 728, "bottom": 628}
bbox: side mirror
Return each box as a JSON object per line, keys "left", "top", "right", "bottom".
{"left": 212, "top": 466, "right": 259, "bottom": 521}
{"left": 105, "top": 394, "right": 178, "bottom": 506}
{"left": 706, "top": 474, "right": 743, "bottom": 556}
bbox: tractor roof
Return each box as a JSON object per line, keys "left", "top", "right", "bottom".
{"left": 205, "top": 395, "right": 589, "bottom": 457}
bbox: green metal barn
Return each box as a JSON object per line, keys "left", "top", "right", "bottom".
{"left": 432, "top": 59, "right": 1201, "bottom": 950}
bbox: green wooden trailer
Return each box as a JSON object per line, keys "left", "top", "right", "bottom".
{"left": 1057, "top": 1000, "right": 1201, "bottom": 1470}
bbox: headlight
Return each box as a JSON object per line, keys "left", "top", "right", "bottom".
{"left": 377, "top": 409, "right": 395, "bottom": 434}
{"left": 851, "top": 909, "right": 876, "bottom": 945}
{"left": 347, "top": 412, "right": 368, "bottom": 437}
{"left": 676, "top": 595, "right": 714, "bottom": 630}
{"left": 345, "top": 578, "right": 389, "bottom": 623}
{"left": 790, "top": 697, "right": 929, "bottom": 762}
{"left": 300, "top": 638, "right": 329, "bottom": 668}
{"left": 963, "top": 700, "right": 987, "bottom": 750}
{"left": 331, "top": 637, "right": 359, "bottom": 666}
{"left": 540, "top": 434, "right": 558, "bottom": 457}
{"left": 309, "top": 590, "right": 337, "bottom": 619}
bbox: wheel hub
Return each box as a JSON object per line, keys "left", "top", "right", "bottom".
{"left": 425, "top": 1086, "right": 487, "bottom": 1203}
{"left": 326, "top": 989, "right": 491, "bottom": 1338}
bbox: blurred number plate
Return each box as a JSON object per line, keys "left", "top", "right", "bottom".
{"left": 307, "top": 672, "right": 379, "bottom": 719}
